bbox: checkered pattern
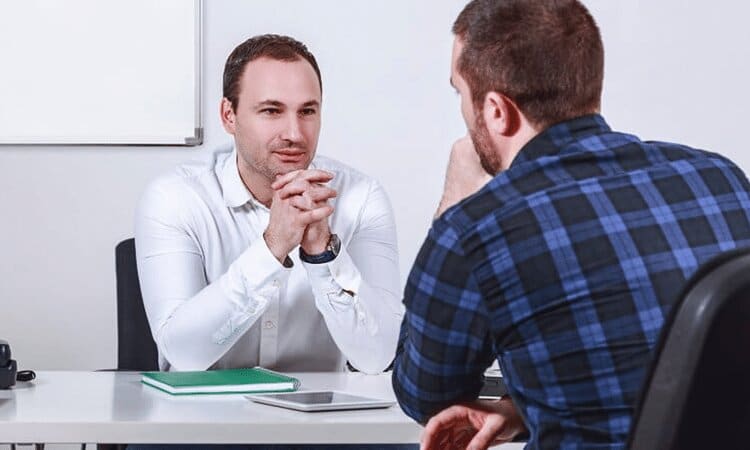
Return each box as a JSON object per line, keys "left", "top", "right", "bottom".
{"left": 392, "top": 115, "right": 750, "bottom": 449}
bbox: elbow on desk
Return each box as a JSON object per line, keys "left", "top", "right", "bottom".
{"left": 347, "top": 350, "right": 394, "bottom": 375}
{"left": 154, "top": 330, "right": 216, "bottom": 371}
{"left": 393, "top": 386, "right": 430, "bottom": 425}
{"left": 343, "top": 324, "right": 400, "bottom": 374}
{"left": 158, "top": 350, "right": 215, "bottom": 372}
{"left": 391, "top": 365, "right": 431, "bottom": 425}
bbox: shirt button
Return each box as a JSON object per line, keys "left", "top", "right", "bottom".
{"left": 272, "top": 279, "right": 280, "bottom": 288}
{"left": 263, "top": 320, "right": 276, "bottom": 329}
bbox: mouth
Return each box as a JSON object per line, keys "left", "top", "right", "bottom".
{"left": 273, "top": 149, "right": 307, "bottom": 163}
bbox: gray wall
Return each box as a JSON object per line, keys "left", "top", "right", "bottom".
{"left": 2, "top": 0, "right": 750, "bottom": 370}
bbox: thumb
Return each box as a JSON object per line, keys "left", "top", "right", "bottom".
{"left": 466, "top": 416, "right": 505, "bottom": 450}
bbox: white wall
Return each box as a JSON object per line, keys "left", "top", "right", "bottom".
{"left": 587, "top": 0, "right": 750, "bottom": 169}
{"left": 2, "top": 0, "right": 750, "bottom": 370}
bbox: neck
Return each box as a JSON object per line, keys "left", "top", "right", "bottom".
{"left": 501, "top": 120, "right": 541, "bottom": 171}
{"left": 236, "top": 157, "right": 274, "bottom": 208}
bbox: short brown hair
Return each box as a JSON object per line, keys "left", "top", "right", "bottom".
{"left": 223, "top": 34, "right": 322, "bottom": 111}
{"left": 453, "top": 0, "right": 604, "bottom": 129}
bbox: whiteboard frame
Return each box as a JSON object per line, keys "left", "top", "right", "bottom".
{"left": 0, "top": 0, "right": 203, "bottom": 147}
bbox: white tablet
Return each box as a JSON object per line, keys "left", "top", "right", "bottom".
{"left": 247, "top": 390, "right": 395, "bottom": 412}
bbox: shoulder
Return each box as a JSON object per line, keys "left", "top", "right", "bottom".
{"left": 137, "top": 144, "right": 233, "bottom": 220}
{"left": 645, "top": 140, "right": 738, "bottom": 167}
{"left": 644, "top": 140, "right": 749, "bottom": 184}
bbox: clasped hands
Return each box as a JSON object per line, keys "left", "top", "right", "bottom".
{"left": 263, "top": 169, "right": 337, "bottom": 263}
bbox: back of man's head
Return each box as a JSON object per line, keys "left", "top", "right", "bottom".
{"left": 453, "top": 0, "right": 604, "bottom": 129}
{"left": 222, "top": 34, "right": 322, "bottom": 111}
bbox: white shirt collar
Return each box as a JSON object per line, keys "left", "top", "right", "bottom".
{"left": 221, "top": 147, "right": 255, "bottom": 208}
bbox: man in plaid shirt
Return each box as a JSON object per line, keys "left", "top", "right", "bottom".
{"left": 392, "top": 1, "right": 750, "bottom": 449}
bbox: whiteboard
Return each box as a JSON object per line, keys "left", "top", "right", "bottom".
{"left": 0, "top": 0, "right": 202, "bottom": 145}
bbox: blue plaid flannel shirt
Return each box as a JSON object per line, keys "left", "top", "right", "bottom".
{"left": 392, "top": 115, "right": 750, "bottom": 449}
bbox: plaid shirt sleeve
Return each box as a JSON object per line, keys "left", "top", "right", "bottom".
{"left": 392, "top": 214, "right": 496, "bottom": 424}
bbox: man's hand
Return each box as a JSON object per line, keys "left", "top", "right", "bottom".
{"left": 436, "top": 136, "right": 493, "bottom": 218}
{"left": 421, "top": 398, "right": 527, "bottom": 450}
{"left": 264, "top": 169, "right": 337, "bottom": 261}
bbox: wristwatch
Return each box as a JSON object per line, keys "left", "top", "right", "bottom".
{"left": 299, "top": 233, "right": 341, "bottom": 264}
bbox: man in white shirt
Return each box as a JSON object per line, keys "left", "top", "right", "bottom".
{"left": 135, "top": 34, "right": 404, "bottom": 384}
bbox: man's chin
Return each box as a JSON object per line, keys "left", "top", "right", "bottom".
{"left": 470, "top": 129, "right": 501, "bottom": 175}
{"left": 272, "top": 160, "right": 312, "bottom": 177}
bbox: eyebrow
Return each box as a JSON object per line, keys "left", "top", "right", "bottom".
{"left": 254, "top": 99, "right": 320, "bottom": 109}
{"left": 255, "top": 100, "right": 284, "bottom": 109}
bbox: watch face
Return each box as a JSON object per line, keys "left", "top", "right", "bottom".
{"left": 329, "top": 234, "right": 341, "bottom": 256}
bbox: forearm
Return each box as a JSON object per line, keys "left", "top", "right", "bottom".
{"left": 392, "top": 224, "right": 494, "bottom": 423}
{"left": 152, "top": 275, "right": 271, "bottom": 371}
{"left": 303, "top": 247, "right": 402, "bottom": 374}
{"left": 392, "top": 337, "right": 433, "bottom": 424}
{"left": 392, "top": 330, "right": 485, "bottom": 424}
{"left": 139, "top": 238, "right": 288, "bottom": 371}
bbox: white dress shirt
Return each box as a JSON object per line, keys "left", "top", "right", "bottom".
{"left": 134, "top": 145, "right": 403, "bottom": 374}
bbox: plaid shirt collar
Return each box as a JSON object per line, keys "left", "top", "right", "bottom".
{"left": 511, "top": 114, "right": 612, "bottom": 168}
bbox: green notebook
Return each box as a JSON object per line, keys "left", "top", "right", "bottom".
{"left": 141, "top": 367, "right": 301, "bottom": 395}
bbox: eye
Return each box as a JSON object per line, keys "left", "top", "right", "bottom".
{"left": 260, "top": 108, "right": 281, "bottom": 115}
{"left": 299, "top": 108, "right": 317, "bottom": 116}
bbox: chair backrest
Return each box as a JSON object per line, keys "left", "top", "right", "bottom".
{"left": 628, "top": 247, "right": 750, "bottom": 450}
{"left": 115, "top": 238, "right": 159, "bottom": 371}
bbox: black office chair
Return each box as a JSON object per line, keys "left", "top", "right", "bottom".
{"left": 92, "top": 239, "right": 160, "bottom": 450}
{"left": 628, "top": 247, "right": 750, "bottom": 450}
{"left": 114, "top": 238, "right": 159, "bottom": 372}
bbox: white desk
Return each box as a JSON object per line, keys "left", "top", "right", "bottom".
{"left": 0, "top": 371, "right": 421, "bottom": 445}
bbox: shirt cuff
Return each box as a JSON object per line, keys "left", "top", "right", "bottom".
{"left": 302, "top": 246, "right": 362, "bottom": 297}
{"left": 233, "top": 237, "right": 292, "bottom": 293}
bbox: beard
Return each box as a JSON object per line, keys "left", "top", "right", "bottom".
{"left": 469, "top": 113, "right": 502, "bottom": 176}
{"left": 242, "top": 137, "right": 313, "bottom": 181}
{"left": 267, "top": 138, "right": 307, "bottom": 153}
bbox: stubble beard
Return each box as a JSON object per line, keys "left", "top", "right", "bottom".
{"left": 244, "top": 139, "right": 313, "bottom": 182}
{"left": 470, "top": 114, "right": 501, "bottom": 176}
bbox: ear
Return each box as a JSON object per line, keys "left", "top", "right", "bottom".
{"left": 220, "top": 97, "right": 237, "bottom": 135}
{"left": 483, "top": 92, "right": 520, "bottom": 138}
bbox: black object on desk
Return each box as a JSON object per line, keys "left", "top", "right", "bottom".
{"left": 0, "top": 339, "right": 35, "bottom": 389}
{"left": 479, "top": 370, "right": 507, "bottom": 398}
{"left": 0, "top": 339, "right": 17, "bottom": 389}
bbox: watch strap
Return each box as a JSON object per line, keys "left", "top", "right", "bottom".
{"left": 299, "top": 234, "right": 340, "bottom": 264}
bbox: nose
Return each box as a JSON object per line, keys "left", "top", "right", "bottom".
{"left": 280, "top": 114, "right": 303, "bottom": 143}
